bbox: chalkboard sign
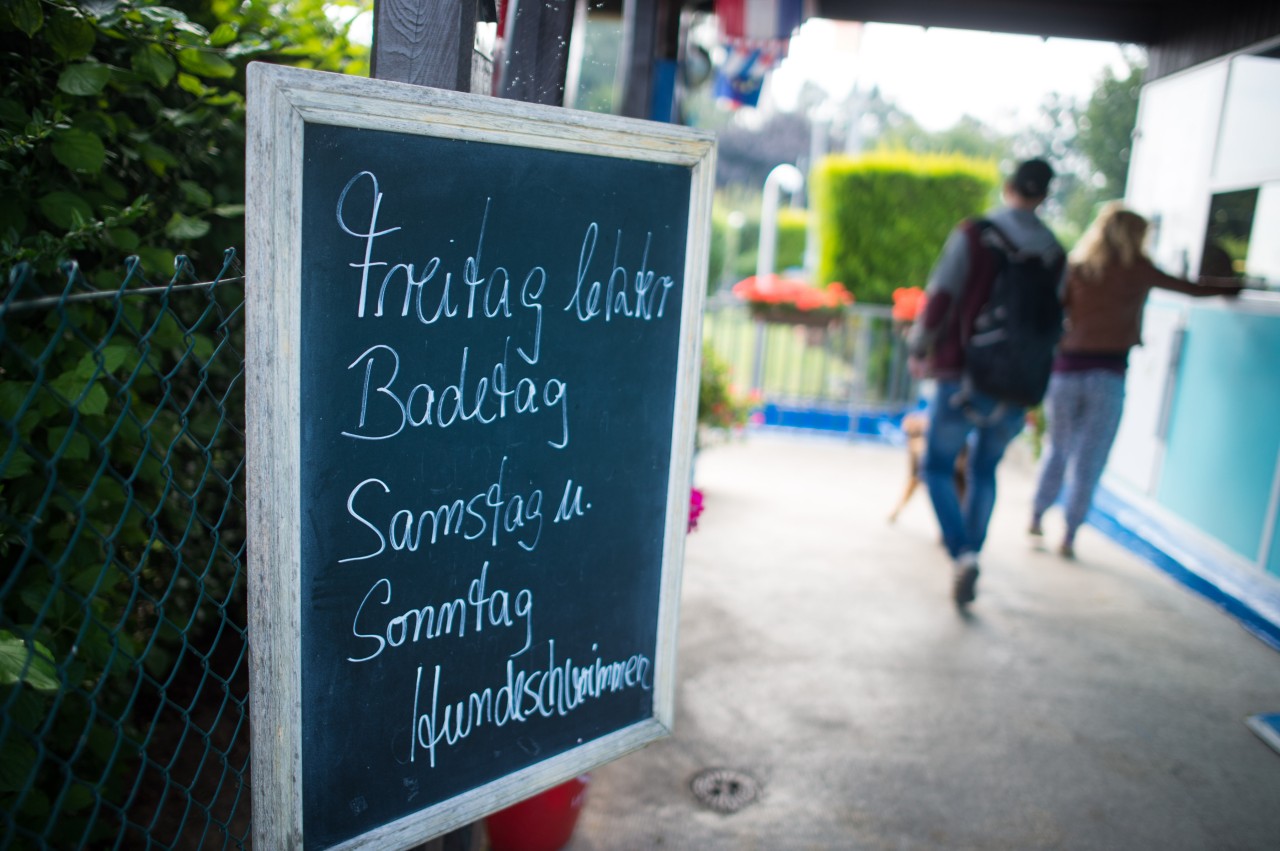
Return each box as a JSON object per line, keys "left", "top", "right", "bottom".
{"left": 245, "top": 64, "right": 714, "bottom": 849}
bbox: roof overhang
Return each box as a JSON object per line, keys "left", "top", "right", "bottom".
{"left": 811, "top": 0, "right": 1178, "bottom": 44}
{"left": 801, "top": 1, "right": 1279, "bottom": 78}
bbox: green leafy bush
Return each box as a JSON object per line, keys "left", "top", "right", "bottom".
{"left": 0, "top": 0, "right": 367, "bottom": 280}
{"left": 698, "top": 343, "right": 751, "bottom": 436}
{"left": 707, "top": 205, "right": 732, "bottom": 290}
{"left": 712, "top": 201, "right": 810, "bottom": 288}
{"left": 1, "top": 1, "right": 366, "bottom": 844}
{"left": 774, "top": 207, "right": 809, "bottom": 274}
{"left": 1, "top": 264, "right": 247, "bottom": 846}
{"left": 812, "top": 152, "right": 998, "bottom": 304}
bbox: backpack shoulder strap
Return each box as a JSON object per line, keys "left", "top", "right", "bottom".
{"left": 981, "top": 220, "right": 1014, "bottom": 250}
{"left": 955, "top": 219, "right": 1002, "bottom": 348}
{"left": 980, "top": 220, "right": 1041, "bottom": 263}
{"left": 982, "top": 220, "right": 1065, "bottom": 269}
{"left": 959, "top": 218, "right": 999, "bottom": 262}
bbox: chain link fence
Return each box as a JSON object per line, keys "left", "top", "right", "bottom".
{"left": 1, "top": 251, "right": 250, "bottom": 850}
{"left": 0, "top": 246, "right": 915, "bottom": 849}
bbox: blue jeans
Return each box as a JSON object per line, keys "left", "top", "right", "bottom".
{"left": 1032, "top": 370, "right": 1126, "bottom": 538}
{"left": 924, "top": 380, "right": 1026, "bottom": 560}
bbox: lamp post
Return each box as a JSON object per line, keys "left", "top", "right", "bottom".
{"left": 752, "top": 163, "right": 805, "bottom": 392}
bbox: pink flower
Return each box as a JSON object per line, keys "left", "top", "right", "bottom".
{"left": 687, "top": 487, "right": 705, "bottom": 532}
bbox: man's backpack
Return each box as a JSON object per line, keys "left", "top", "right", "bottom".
{"left": 962, "top": 220, "right": 1065, "bottom": 407}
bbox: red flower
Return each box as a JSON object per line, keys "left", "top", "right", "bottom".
{"left": 731, "top": 274, "right": 853, "bottom": 312}
{"left": 892, "top": 287, "right": 927, "bottom": 322}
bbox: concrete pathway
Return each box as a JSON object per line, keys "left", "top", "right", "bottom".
{"left": 564, "top": 432, "right": 1280, "bottom": 850}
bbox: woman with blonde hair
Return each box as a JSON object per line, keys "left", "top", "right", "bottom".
{"left": 1029, "top": 202, "right": 1240, "bottom": 556}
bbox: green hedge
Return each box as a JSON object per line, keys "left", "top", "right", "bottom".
{"left": 773, "top": 207, "right": 809, "bottom": 275}
{"left": 813, "top": 153, "right": 998, "bottom": 304}
{"left": 710, "top": 202, "right": 809, "bottom": 291}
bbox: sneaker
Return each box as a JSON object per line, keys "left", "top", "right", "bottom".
{"left": 1059, "top": 539, "right": 1075, "bottom": 559}
{"left": 952, "top": 552, "right": 980, "bottom": 606}
{"left": 1028, "top": 517, "right": 1043, "bottom": 537}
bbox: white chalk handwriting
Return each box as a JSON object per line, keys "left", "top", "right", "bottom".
{"left": 348, "top": 561, "right": 533, "bottom": 664}
{"left": 341, "top": 341, "right": 569, "bottom": 449}
{"left": 336, "top": 172, "right": 545, "bottom": 365}
{"left": 565, "top": 223, "right": 676, "bottom": 323}
{"left": 408, "top": 640, "right": 653, "bottom": 768}
{"left": 337, "top": 455, "right": 588, "bottom": 563}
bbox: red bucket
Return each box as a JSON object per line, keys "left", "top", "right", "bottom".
{"left": 486, "top": 775, "right": 590, "bottom": 851}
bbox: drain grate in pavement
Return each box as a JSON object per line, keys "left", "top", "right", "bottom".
{"left": 690, "top": 768, "right": 760, "bottom": 813}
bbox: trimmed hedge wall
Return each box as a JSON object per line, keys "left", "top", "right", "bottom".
{"left": 814, "top": 153, "right": 999, "bottom": 304}
{"left": 710, "top": 203, "right": 809, "bottom": 291}
{"left": 772, "top": 207, "right": 810, "bottom": 275}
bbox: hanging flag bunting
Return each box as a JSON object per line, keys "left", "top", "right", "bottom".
{"left": 715, "top": 0, "right": 805, "bottom": 42}
{"left": 712, "top": 0, "right": 807, "bottom": 108}
{"left": 712, "top": 43, "right": 778, "bottom": 108}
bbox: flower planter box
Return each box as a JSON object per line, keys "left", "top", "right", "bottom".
{"left": 747, "top": 301, "right": 843, "bottom": 328}
{"left": 733, "top": 274, "right": 853, "bottom": 330}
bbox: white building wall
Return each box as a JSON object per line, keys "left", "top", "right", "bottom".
{"left": 1213, "top": 55, "right": 1280, "bottom": 190}
{"left": 1125, "top": 62, "right": 1229, "bottom": 276}
{"left": 1110, "top": 45, "right": 1280, "bottom": 578}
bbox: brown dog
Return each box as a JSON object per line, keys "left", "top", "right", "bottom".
{"left": 887, "top": 411, "right": 968, "bottom": 524}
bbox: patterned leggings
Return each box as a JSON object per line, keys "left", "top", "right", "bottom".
{"left": 1031, "top": 370, "right": 1126, "bottom": 538}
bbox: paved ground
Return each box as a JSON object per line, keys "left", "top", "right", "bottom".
{"left": 562, "top": 432, "right": 1280, "bottom": 850}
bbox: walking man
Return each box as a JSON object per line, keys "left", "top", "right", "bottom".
{"left": 907, "top": 158, "right": 1066, "bottom": 606}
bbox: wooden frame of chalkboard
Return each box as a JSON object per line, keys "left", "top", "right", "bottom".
{"left": 246, "top": 63, "right": 714, "bottom": 850}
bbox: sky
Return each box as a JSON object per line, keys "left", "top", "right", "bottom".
{"left": 767, "top": 20, "right": 1133, "bottom": 132}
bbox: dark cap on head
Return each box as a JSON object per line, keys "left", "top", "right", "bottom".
{"left": 1010, "top": 158, "right": 1054, "bottom": 198}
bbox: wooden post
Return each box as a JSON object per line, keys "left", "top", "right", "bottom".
{"left": 371, "top": 7, "right": 481, "bottom": 847}
{"left": 499, "top": 0, "right": 577, "bottom": 105}
{"left": 372, "top": 0, "right": 479, "bottom": 91}
{"left": 617, "top": 0, "right": 658, "bottom": 119}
